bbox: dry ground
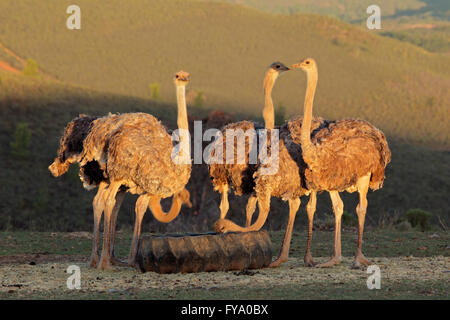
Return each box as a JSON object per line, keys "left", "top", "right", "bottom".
{"left": 0, "top": 230, "right": 448, "bottom": 299}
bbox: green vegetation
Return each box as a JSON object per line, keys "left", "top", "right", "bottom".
{"left": 217, "top": 0, "right": 450, "bottom": 53}
{"left": 0, "top": 0, "right": 448, "bottom": 149}
{"left": 9, "top": 122, "right": 32, "bottom": 159}
{"left": 404, "top": 209, "right": 432, "bottom": 231}
{"left": 381, "top": 26, "right": 450, "bottom": 53}
{"left": 0, "top": 1, "right": 448, "bottom": 231}
{"left": 22, "top": 58, "right": 39, "bottom": 76}
{"left": 215, "top": 0, "right": 448, "bottom": 22}
{"left": 193, "top": 90, "right": 205, "bottom": 108}
{"left": 275, "top": 103, "right": 287, "bottom": 126}
{"left": 0, "top": 69, "right": 448, "bottom": 231}
{"left": 149, "top": 82, "right": 161, "bottom": 100}
{"left": 0, "top": 230, "right": 448, "bottom": 299}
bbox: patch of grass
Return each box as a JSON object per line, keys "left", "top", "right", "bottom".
{"left": 0, "top": 230, "right": 448, "bottom": 300}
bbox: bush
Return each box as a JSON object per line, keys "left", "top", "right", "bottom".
{"left": 275, "top": 103, "right": 286, "bottom": 126}
{"left": 22, "top": 58, "right": 39, "bottom": 76}
{"left": 341, "top": 210, "right": 357, "bottom": 227}
{"left": 149, "top": 82, "right": 161, "bottom": 100}
{"left": 194, "top": 90, "right": 205, "bottom": 108}
{"left": 404, "top": 209, "right": 432, "bottom": 231}
{"left": 10, "top": 122, "right": 32, "bottom": 159}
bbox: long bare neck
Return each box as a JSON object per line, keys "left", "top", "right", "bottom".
{"left": 300, "top": 67, "right": 318, "bottom": 150}
{"left": 176, "top": 84, "right": 190, "bottom": 160}
{"left": 176, "top": 85, "right": 188, "bottom": 132}
{"left": 263, "top": 70, "right": 277, "bottom": 129}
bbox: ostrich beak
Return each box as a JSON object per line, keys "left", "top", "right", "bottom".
{"left": 290, "top": 63, "right": 302, "bottom": 69}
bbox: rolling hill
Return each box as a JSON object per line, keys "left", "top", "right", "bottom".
{"left": 0, "top": 0, "right": 449, "bottom": 231}
{"left": 0, "top": 0, "right": 448, "bottom": 150}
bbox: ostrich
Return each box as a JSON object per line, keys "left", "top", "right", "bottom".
{"left": 213, "top": 110, "right": 326, "bottom": 268}
{"left": 215, "top": 59, "right": 390, "bottom": 269}
{"left": 288, "top": 58, "right": 391, "bottom": 268}
{"left": 48, "top": 115, "right": 121, "bottom": 267}
{"left": 78, "top": 71, "right": 192, "bottom": 270}
{"left": 208, "top": 62, "right": 290, "bottom": 226}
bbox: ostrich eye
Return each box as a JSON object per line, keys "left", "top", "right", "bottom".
{"left": 276, "top": 65, "right": 280, "bottom": 68}
{"left": 176, "top": 75, "right": 179, "bottom": 79}
{"left": 305, "top": 61, "right": 310, "bottom": 65}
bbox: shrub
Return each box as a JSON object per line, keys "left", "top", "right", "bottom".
{"left": 275, "top": 103, "right": 287, "bottom": 126}
{"left": 10, "top": 122, "right": 32, "bottom": 159}
{"left": 149, "top": 82, "right": 161, "bottom": 100}
{"left": 341, "top": 210, "right": 357, "bottom": 227}
{"left": 22, "top": 58, "right": 39, "bottom": 76}
{"left": 395, "top": 220, "right": 412, "bottom": 232}
{"left": 404, "top": 209, "right": 432, "bottom": 231}
{"left": 194, "top": 90, "right": 205, "bottom": 108}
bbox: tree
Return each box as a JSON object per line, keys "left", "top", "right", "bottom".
{"left": 22, "top": 58, "right": 39, "bottom": 77}
{"left": 194, "top": 90, "right": 205, "bottom": 108}
{"left": 275, "top": 103, "right": 287, "bottom": 126}
{"left": 149, "top": 82, "right": 161, "bottom": 100}
{"left": 10, "top": 122, "right": 32, "bottom": 159}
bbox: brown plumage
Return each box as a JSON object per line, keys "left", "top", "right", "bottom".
{"left": 49, "top": 114, "right": 117, "bottom": 268}
{"left": 77, "top": 71, "right": 192, "bottom": 270}
{"left": 290, "top": 58, "right": 391, "bottom": 268}
{"left": 289, "top": 118, "right": 391, "bottom": 192}
{"left": 214, "top": 58, "right": 391, "bottom": 269}
{"left": 208, "top": 120, "right": 263, "bottom": 195}
{"left": 49, "top": 114, "right": 99, "bottom": 180}
{"left": 213, "top": 116, "right": 326, "bottom": 268}
{"left": 208, "top": 62, "right": 290, "bottom": 226}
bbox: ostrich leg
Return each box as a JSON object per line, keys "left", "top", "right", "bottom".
{"left": 304, "top": 191, "right": 317, "bottom": 267}
{"left": 245, "top": 195, "right": 257, "bottom": 227}
{"left": 89, "top": 182, "right": 108, "bottom": 268}
{"left": 214, "top": 192, "right": 271, "bottom": 233}
{"left": 317, "top": 191, "right": 343, "bottom": 268}
{"left": 109, "top": 190, "right": 126, "bottom": 266}
{"left": 219, "top": 184, "right": 229, "bottom": 219}
{"left": 128, "top": 194, "right": 149, "bottom": 267}
{"left": 352, "top": 174, "right": 372, "bottom": 269}
{"left": 98, "top": 182, "right": 122, "bottom": 271}
{"left": 269, "top": 197, "right": 301, "bottom": 268}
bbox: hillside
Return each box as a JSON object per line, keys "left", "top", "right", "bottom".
{"left": 0, "top": 69, "right": 449, "bottom": 232}
{"left": 218, "top": 0, "right": 450, "bottom": 53}
{"left": 0, "top": 0, "right": 449, "bottom": 149}
{"left": 216, "top": 0, "right": 450, "bottom": 22}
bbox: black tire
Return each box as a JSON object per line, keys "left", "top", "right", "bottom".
{"left": 136, "top": 231, "right": 272, "bottom": 273}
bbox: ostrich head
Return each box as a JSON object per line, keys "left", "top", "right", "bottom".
{"left": 290, "top": 58, "right": 317, "bottom": 72}
{"left": 264, "top": 61, "right": 290, "bottom": 91}
{"left": 269, "top": 61, "right": 290, "bottom": 73}
{"left": 270, "top": 61, "right": 291, "bottom": 73}
{"left": 174, "top": 70, "right": 190, "bottom": 86}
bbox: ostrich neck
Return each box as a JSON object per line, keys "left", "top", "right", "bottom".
{"left": 300, "top": 68, "right": 318, "bottom": 150}
{"left": 263, "top": 71, "right": 277, "bottom": 130}
{"left": 176, "top": 85, "right": 188, "bottom": 132}
{"left": 176, "top": 84, "right": 190, "bottom": 160}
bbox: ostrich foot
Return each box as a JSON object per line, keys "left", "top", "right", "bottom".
{"left": 269, "top": 257, "right": 288, "bottom": 268}
{"left": 97, "top": 255, "right": 115, "bottom": 271}
{"left": 89, "top": 253, "right": 99, "bottom": 268}
{"left": 316, "top": 256, "right": 342, "bottom": 268}
{"left": 303, "top": 254, "right": 315, "bottom": 267}
{"left": 351, "top": 254, "right": 372, "bottom": 269}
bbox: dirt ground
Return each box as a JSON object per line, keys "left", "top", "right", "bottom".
{"left": 0, "top": 230, "right": 449, "bottom": 299}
